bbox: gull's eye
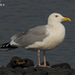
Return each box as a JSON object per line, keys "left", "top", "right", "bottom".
{"left": 55, "top": 15, "right": 58, "bottom": 17}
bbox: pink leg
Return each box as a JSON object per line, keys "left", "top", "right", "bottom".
{"left": 38, "top": 51, "right": 50, "bottom": 68}
{"left": 43, "top": 51, "right": 46, "bottom": 66}
{"left": 38, "top": 50, "right": 40, "bottom": 66}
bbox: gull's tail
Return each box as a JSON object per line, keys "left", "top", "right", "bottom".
{"left": 0, "top": 42, "right": 18, "bottom": 51}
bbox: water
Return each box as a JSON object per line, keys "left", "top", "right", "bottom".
{"left": 0, "top": 0, "right": 75, "bottom": 68}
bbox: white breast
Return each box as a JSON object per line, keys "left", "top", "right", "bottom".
{"left": 26, "top": 24, "right": 65, "bottom": 50}
{"left": 42, "top": 24, "right": 65, "bottom": 50}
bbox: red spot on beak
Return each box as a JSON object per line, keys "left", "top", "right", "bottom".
{"left": 67, "top": 19, "right": 70, "bottom": 21}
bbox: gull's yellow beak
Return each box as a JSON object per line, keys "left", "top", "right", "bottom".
{"left": 62, "top": 17, "right": 71, "bottom": 22}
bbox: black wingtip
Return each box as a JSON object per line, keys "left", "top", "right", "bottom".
{"left": 0, "top": 42, "right": 18, "bottom": 51}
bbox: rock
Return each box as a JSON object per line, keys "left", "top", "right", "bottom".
{"left": 22, "top": 58, "right": 34, "bottom": 67}
{"left": 41, "top": 61, "right": 50, "bottom": 66}
{"left": 6, "top": 56, "right": 22, "bottom": 68}
{"left": 0, "top": 65, "right": 4, "bottom": 68}
{"left": 0, "top": 56, "right": 75, "bottom": 75}
{"left": 23, "top": 66, "right": 73, "bottom": 75}
{"left": 6, "top": 56, "right": 34, "bottom": 68}
{"left": 51, "top": 63, "right": 71, "bottom": 69}
{"left": 0, "top": 67, "right": 14, "bottom": 75}
{"left": 13, "top": 67, "right": 25, "bottom": 75}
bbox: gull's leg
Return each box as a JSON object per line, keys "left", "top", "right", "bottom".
{"left": 43, "top": 51, "right": 46, "bottom": 66}
{"left": 38, "top": 50, "right": 40, "bottom": 66}
{"left": 37, "top": 50, "right": 46, "bottom": 66}
{"left": 43, "top": 51, "right": 50, "bottom": 67}
{"left": 38, "top": 50, "right": 50, "bottom": 67}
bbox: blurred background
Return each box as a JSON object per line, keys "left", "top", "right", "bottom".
{"left": 0, "top": 0, "right": 75, "bottom": 68}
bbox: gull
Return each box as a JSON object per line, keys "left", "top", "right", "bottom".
{"left": 0, "top": 13, "right": 71, "bottom": 67}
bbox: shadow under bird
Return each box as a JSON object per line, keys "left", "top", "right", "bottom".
{"left": 0, "top": 13, "right": 71, "bottom": 67}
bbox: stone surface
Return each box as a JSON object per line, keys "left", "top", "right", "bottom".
{"left": 0, "top": 56, "right": 75, "bottom": 75}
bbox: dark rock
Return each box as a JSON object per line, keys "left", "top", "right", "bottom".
{"left": 24, "top": 66, "right": 37, "bottom": 73}
{"left": 6, "top": 56, "right": 22, "bottom": 68}
{"left": 41, "top": 61, "right": 50, "bottom": 66}
{"left": 0, "top": 67, "right": 15, "bottom": 75}
{"left": 6, "top": 56, "right": 34, "bottom": 68}
{"left": 24, "top": 71, "right": 42, "bottom": 75}
{"left": 0, "top": 64, "right": 74, "bottom": 75}
{"left": 51, "top": 63, "right": 71, "bottom": 69}
{"left": 23, "top": 66, "right": 73, "bottom": 75}
{"left": 0, "top": 65, "right": 4, "bottom": 68}
{"left": 48, "top": 68, "right": 72, "bottom": 75}
{"left": 0, "top": 56, "right": 75, "bottom": 75}
{"left": 13, "top": 67, "right": 25, "bottom": 75}
{"left": 22, "top": 58, "right": 34, "bottom": 67}
{"left": 23, "top": 66, "right": 49, "bottom": 75}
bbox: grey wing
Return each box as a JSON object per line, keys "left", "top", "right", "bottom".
{"left": 11, "top": 25, "right": 47, "bottom": 47}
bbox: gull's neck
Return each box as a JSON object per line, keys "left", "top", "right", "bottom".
{"left": 48, "top": 20, "right": 61, "bottom": 26}
{"left": 47, "top": 21, "right": 65, "bottom": 35}
{"left": 46, "top": 21, "right": 66, "bottom": 42}
{"left": 48, "top": 21, "right": 63, "bottom": 28}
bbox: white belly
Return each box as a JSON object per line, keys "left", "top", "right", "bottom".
{"left": 25, "top": 25, "right": 65, "bottom": 50}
